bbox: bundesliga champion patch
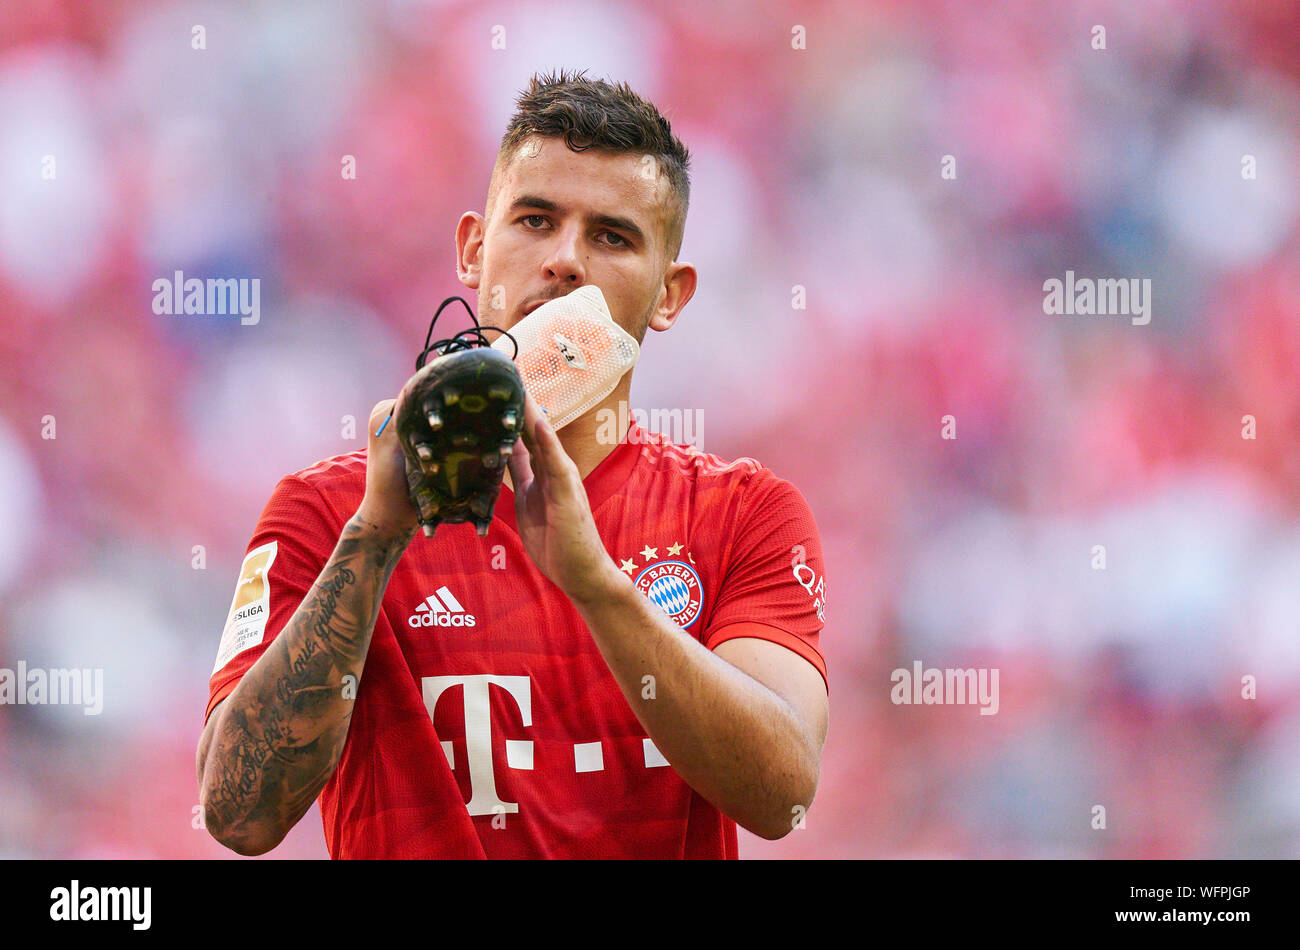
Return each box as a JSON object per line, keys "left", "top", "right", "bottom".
{"left": 213, "top": 540, "right": 278, "bottom": 674}
{"left": 633, "top": 558, "right": 703, "bottom": 628}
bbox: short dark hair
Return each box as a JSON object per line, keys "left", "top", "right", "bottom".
{"left": 493, "top": 69, "right": 691, "bottom": 259}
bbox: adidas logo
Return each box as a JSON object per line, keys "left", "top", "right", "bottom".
{"left": 408, "top": 586, "right": 477, "bottom": 628}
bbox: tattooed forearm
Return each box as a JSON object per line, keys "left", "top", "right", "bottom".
{"left": 198, "top": 515, "right": 413, "bottom": 854}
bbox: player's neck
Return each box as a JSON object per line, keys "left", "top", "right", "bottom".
{"left": 507, "top": 377, "right": 633, "bottom": 487}
{"left": 559, "top": 378, "right": 634, "bottom": 480}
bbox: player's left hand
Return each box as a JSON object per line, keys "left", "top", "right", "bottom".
{"left": 507, "top": 393, "right": 621, "bottom": 605}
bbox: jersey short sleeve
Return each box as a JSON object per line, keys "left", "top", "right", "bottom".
{"left": 702, "top": 469, "right": 828, "bottom": 690}
{"left": 205, "top": 474, "right": 344, "bottom": 724}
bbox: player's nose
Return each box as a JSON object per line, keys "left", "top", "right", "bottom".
{"left": 541, "top": 225, "right": 585, "bottom": 285}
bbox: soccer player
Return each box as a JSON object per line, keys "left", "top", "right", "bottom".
{"left": 196, "top": 71, "right": 829, "bottom": 859}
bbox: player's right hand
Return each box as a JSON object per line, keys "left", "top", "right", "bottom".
{"left": 355, "top": 396, "right": 420, "bottom": 541}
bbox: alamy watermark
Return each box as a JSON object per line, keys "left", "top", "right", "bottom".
{"left": 595, "top": 401, "right": 703, "bottom": 449}
{"left": 1042, "top": 270, "right": 1151, "bottom": 326}
{"left": 50, "top": 881, "right": 150, "bottom": 930}
{"left": 152, "top": 270, "right": 260, "bottom": 325}
{"left": 890, "top": 661, "right": 999, "bottom": 715}
{"left": 0, "top": 662, "right": 103, "bottom": 715}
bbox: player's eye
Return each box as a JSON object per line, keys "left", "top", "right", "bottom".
{"left": 520, "top": 215, "right": 548, "bottom": 229}
{"left": 598, "top": 231, "right": 628, "bottom": 247}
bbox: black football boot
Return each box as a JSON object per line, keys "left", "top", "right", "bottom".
{"left": 386, "top": 297, "right": 524, "bottom": 538}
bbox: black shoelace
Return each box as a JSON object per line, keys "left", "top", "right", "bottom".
{"left": 414, "top": 295, "right": 519, "bottom": 370}
{"left": 375, "top": 296, "right": 518, "bottom": 437}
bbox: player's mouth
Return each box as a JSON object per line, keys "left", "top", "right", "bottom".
{"left": 522, "top": 286, "right": 587, "bottom": 317}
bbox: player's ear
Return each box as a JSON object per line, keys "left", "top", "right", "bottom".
{"left": 648, "top": 260, "right": 697, "bottom": 333}
{"left": 456, "top": 212, "right": 486, "bottom": 291}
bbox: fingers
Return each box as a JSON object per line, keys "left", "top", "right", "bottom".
{"left": 358, "top": 396, "right": 421, "bottom": 539}
{"left": 521, "top": 393, "right": 572, "bottom": 481}
{"left": 506, "top": 430, "right": 533, "bottom": 495}
{"left": 369, "top": 399, "right": 397, "bottom": 439}
{"left": 518, "top": 391, "right": 542, "bottom": 458}
{"left": 515, "top": 393, "right": 550, "bottom": 493}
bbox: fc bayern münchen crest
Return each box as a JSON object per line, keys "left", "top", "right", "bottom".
{"left": 634, "top": 559, "right": 703, "bottom": 628}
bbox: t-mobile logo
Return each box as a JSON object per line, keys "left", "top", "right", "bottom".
{"left": 423, "top": 674, "right": 532, "bottom": 816}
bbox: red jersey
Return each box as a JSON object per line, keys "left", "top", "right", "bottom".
{"left": 206, "top": 421, "right": 828, "bottom": 859}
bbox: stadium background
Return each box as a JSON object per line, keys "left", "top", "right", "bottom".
{"left": 1, "top": 0, "right": 1298, "bottom": 858}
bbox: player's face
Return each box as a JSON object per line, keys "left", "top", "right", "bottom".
{"left": 457, "top": 135, "right": 678, "bottom": 342}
